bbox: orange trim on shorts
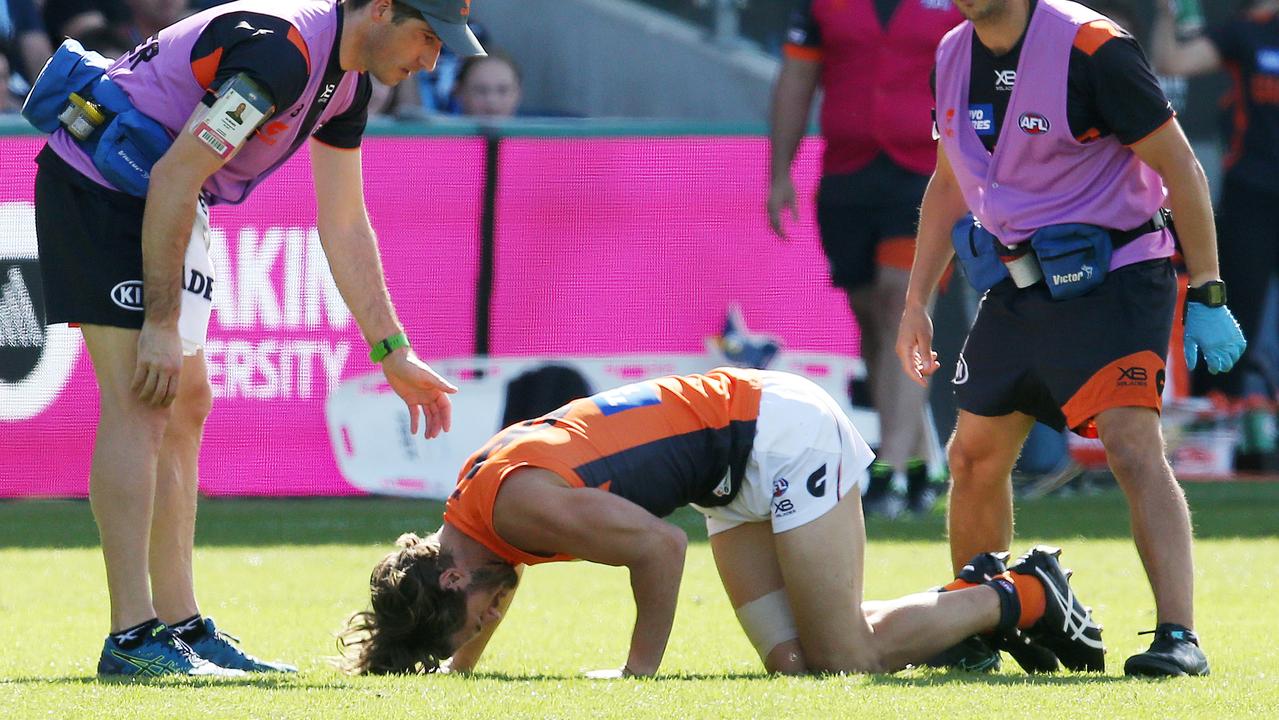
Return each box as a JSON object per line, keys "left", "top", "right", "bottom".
{"left": 783, "top": 43, "right": 822, "bottom": 62}
{"left": 1061, "top": 350, "right": 1166, "bottom": 435}
{"left": 876, "top": 236, "right": 953, "bottom": 287}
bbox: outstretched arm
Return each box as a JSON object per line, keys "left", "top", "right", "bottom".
{"left": 310, "top": 139, "right": 457, "bottom": 438}
{"left": 493, "top": 468, "right": 688, "bottom": 676}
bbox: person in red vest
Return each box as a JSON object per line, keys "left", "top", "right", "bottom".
{"left": 767, "top": 0, "right": 964, "bottom": 517}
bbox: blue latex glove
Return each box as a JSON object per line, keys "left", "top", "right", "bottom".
{"left": 1184, "top": 302, "right": 1246, "bottom": 374}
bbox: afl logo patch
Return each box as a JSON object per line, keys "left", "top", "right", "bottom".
{"left": 111, "top": 280, "right": 145, "bottom": 311}
{"left": 1019, "top": 112, "right": 1051, "bottom": 135}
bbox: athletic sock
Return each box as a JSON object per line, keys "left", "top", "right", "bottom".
{"left": 943, "top": 578, "right": 979, "bottom": 592}
{"left": 983, "top": 575, "right": 1023, "bottom": 634}
{"left": 170, "top": 614, "right": 207, "bottom": 643}
{"left": 111, "top": 618, "right": 161, "bottom": 650}
{"left": 1009, "top": 573, "right": 1047, "bottom": 629}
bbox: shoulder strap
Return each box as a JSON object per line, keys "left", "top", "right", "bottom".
{"left": 283, "top": 4, "right": 350, "bottom": 159}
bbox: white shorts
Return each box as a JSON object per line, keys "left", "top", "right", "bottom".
{"left": 179, "top": 198, "right": 214, "bottom": 356}
{"left": 697, "top": 371, "right": 875, "bottom": 535}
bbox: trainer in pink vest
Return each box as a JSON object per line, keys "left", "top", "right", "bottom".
{"left": 933, "top": 0, "right": 1174, "bottom": 270}
{"left": 49, "top": 0, "right": 360, "bottom": 205}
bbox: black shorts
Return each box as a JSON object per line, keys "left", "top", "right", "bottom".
{"left": 34, "top": 145, "right": 147, "bottom": 329}
{"left": 954, "top": 259, "right": 1176, "bottom": 435}
{"left": 816, "top": 155, "right": 928, "bottom": 291}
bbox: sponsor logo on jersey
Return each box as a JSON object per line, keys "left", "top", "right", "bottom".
{"left": 995, "top": 69, "right": 1017, "bottom": 90}
{"left": 1019, "top": 112, "right": 1051, "bottom": 135}
{"left": 920, "top": 0, "right": 952, "bottom": 9}
{"left": 969, "top": 104, "right": 995, "bottom": 136}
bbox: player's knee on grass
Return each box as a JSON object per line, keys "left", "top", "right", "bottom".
{"left": 734, "top": 590, "right": 803, "bottom": 673}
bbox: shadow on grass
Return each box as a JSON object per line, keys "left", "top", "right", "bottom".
{"left": 0, "top": 674, "right": 327, "bottom": 688}
{"left": 2, "top": 482, "right": 1277, "bottom": 549}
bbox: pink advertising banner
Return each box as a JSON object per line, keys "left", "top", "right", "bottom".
{"left": 0, "top": 134, "right": 853, "bottom": 498}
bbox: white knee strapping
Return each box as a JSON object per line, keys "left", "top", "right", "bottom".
{"left": 734, "top": 590, "right": 799, "bottom": 660}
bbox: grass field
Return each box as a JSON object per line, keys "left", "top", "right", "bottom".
{"left": 2, "top": 482, "right": 1277, "bottom": 719}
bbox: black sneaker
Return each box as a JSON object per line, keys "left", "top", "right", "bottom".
{"left": 863, "top": 462, "right": 904, "bottom": 519}
{"left": 930, "top": 551, "right": 1060, "bottom": 674}
{"left": 1008, "top": 545, "right": 1105, "bottom": 672}
{"left": 1124, "top": 624, "right": 1209, "bottom": 677}
{"left": 925, "top": 634, "right": 1001, "bottom": 672}
{"left": 905, "top": 460, "right": 939, "bottom": 515}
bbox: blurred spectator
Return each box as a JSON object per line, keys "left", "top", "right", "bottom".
{"left": 43, "top": 0, "right": 184, "bottom": 48}
{"left": 455, "top": 49, "right": 521, "bottom": 118}
{"left": 766, "top": 0, "right": 963, "bottom": 517}
{"left": 77, "top": 25, "right": 132, "bottom": 58}
{"left": 43, "top": 0, "right": 126, "bottom": 45}
{"left": 3, "top": 0, "right": 53, "bottom": 88}
{"left": 1152, "top": 0, "right": 1279, "bottom": 465}
{"left": 117, "top": 0, "right": 186, "bottom": 44}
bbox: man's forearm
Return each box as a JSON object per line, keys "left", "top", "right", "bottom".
{"left": 624, "top": 539, "right": 686, "bottom": 675}
{"left": 140, "top": 174, "right": 199, "bottom": 326}
{"left": 318, "top": 222, "right": 403, "bottom": 345}
{"left": 769, "top": 62, "right": 819, "bottom": 182}
{"left": 906, "top": 174, "right": 966, "bottom": 306}
{"left": 1164, "top": 155, "right": 1220, "bottom": 286}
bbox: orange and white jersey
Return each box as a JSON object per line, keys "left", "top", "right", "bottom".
{"left": 445, "top": 368, "right": 764, "bottom": 566}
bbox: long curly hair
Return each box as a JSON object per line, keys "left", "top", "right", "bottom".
{"left": 338, "top": 532, "right": 468, "bottom": 674}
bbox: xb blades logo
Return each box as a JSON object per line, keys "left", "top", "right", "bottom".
{"left": 1118, "top": 366, "right": 1148, "bottom": 386}
{"left": 1019, "top": 112, "right": 1051, "bottom": 135}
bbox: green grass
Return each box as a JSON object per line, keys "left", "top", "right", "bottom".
{"left": 2, "top": 483, "right": 1277, "bottom": 719}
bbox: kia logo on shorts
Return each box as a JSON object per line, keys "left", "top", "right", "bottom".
{"left": 1019, "top": 112, "right": 1051, "bottom": 135}
{"left": 111, "top": 280, "right": 145, "bottom": 311}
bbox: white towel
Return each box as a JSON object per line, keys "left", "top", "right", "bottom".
{"left": 179, "top": 198, "right": 215, "bottom": 356}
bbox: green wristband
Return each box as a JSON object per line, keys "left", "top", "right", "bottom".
{"left": 369, "top": 332, "right": 410, "bottom": 363}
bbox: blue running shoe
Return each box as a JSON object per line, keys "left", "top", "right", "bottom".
{"left": 186, "top": 617, "right": 298, "bottom": 673}
{"left": 98, "top": 624, "right": 244, "bottom": 678}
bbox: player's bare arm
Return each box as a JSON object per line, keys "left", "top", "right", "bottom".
{"left": 310, "top": 139, "right": 457, "bottom": 437}
{"left": 133, "top": 112, "right": 232, "bottom": 407}
{"left": 493, "top": 468, "right": 688, "bottom": 676}
{"left": 896, "top": 142, "right": 967, "bottom": 386}
{"left": 767, "top": 55, "right": 821, "bottom": 240}
{"left": 1129, "top": 118, "right": 1220, "bottom": 285}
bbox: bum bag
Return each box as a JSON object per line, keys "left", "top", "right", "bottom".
{"left": 21, "top": 39, "right": 173, "bottom": 197}
{"left": 951, "top": 214, "right": 1009, "bottom": 294}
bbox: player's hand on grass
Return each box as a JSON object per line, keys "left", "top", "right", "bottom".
{"left": 381, "top": 348, "right": 458, "bottom": 439}
{"left": 896, "top": 304, "right": 941, "bottom": 388}
{"left": 133, "top": 321, "right": 184, "bottom": 407}
{"left": 767, "top": 174, "right": 799, "bottom": 241}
